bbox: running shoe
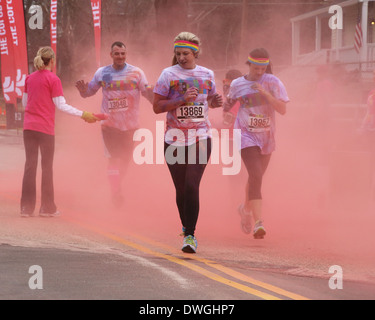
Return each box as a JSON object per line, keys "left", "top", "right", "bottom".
{"left": 182, "top": 235, "right": 197, "bottom": 253}
{"left": 39, "top": 210, "right": 61, "bottom": 218}
{"left": 253, "top": 220, "right": 266, "bottom": 239}
{"left": 20, "top": 207, "right": 35, "bottom": 218}
{"left": 238, "top": 204, "right": 252, "bottom": 234}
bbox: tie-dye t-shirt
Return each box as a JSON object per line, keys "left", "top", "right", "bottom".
{"left": 86, "top": 63, "right": 149, "bottom": 131}
{"left": 154, "top": 64, "right": 216, "bottom": 146}
{"left": 228, "top": 74, "right": 289, "bottom": 154}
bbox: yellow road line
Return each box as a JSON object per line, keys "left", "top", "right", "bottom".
{"left": 201, "top": 260, "right": 309, "bottom": 300}
{"left": 116, "top": 232, "right": 310, "bottom": 301}
{"left": 1, "top": 195, "right": 309, "bottom": 301}
{"left": 101, "top": 232, "right": 282, "bottom": 300}
{"left": 62, "top": 216, "right": 309, "bottom": 300}
{"left": 61, "top": 215, "right": 282, "bottom": 300}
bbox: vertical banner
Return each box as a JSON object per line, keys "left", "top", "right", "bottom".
{"left": 91, "top": 0, "right": 101, "bottom": 67}
{"left": 0, "top": 0, "right": 17, "bottom": 107}
{"left": 50, "top": 0, "right": 57, "bottom": 73}
{"left": 7, "top": 0, "right": 28, "bottom": 107}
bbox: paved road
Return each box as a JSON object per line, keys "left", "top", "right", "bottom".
{"left": 1, "top": 195, "right": 375, "bottom": 303}
{"left": 1, "top": 120, "right": 375, "bottom": 306}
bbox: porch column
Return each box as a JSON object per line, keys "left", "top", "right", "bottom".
{"left": 292, "top": 21, "right": 300, "bottom": 65}
{"left": 361, "top": 0, "right": 369, "bottom": 65}
{"left": 315, "top": 16, "right": 321, "bottom": 51}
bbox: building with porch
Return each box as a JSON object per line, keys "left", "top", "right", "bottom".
{"left": 291, "top": 0, "right": 375, "bottom": 77}
{"left": 287, "top": 1, "right": 375, "bottom": 207}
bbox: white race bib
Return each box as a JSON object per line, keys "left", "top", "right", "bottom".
{"left": 177, "top": 103, "right": 205, "bottom": 123}
{"left": 248, "top": 115, "right": 270, "bottom": 132}
{"left": 108, "top": 97, "right": 128, "bottom": 113}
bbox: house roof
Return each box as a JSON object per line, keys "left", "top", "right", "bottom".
{"left": 290, "top": 0, "right": 359, "bottom": 22}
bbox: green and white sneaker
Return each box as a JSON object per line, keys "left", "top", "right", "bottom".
{"left": 182, "top": 235, "right": 197, "bottom": 253}
{"left": 253, "top": 220, "right": 266, "bottom": 239}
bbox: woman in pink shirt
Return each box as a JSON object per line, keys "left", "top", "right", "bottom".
{"left": 20, "top": 46, "right": 98, "bottom": 217}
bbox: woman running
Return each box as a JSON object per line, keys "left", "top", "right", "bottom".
{"left": 153, "top": 32, "right": 223, "bottom": 253}
{"left": 224, "top": 48, "right": 289, "bottom": 239}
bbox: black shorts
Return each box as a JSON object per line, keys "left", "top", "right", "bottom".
{"left": 101, "top": 126, "right": 135, "bottom": 159}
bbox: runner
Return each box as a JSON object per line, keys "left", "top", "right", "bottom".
{"left": 153, "top": 32, "right": 223, "bottom": 253}
{"left": 222, "top": 69, "right": 242, "bottom": 128}
{"left": 21, "top": 46, "right": 98, "bottom": 218}
{"left": 75, "top": 41, "right": 153, "bottom": 208}
{"left": 224, "top": 48, "right": 289, "bottom": 239}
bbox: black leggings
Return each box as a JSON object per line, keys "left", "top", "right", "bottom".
{"left": 164, "top": 139, "right": 212, "bottom": 237}
{"left": 241, "top": 146, "right": 271, "bottom": 200}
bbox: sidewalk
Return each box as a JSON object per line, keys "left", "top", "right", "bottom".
{"left": 0, "top": 128, "right": 24, "bottom": 145}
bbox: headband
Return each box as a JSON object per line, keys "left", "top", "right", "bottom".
{"left": 248, "top": 56, "right": 270, "bottom": 66}
{"left": 174, "top": 40, "right": 199, "bottom": 52}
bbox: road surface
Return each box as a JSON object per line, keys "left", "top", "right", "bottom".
{"left": 1, "top": 109, "right": 375, "bottom": 306}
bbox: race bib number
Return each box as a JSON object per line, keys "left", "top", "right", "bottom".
{"left": 108, "top": 97, "right": 128, "bottom": 113}
{"left": 248, "top": 115, "right": 270, "bottom": 132}
{"left": 177, "top": 103, "right": 205, "bottom": 123}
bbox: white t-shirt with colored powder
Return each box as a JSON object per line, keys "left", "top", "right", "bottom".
{"left": 154, "top": 64, "right": 217, "bottom": 146}
{"left": 228, "top": 74, "right": 289, "bottom": 154}
{"left": 86, "top": 63, "right": 149, "bottom": 131}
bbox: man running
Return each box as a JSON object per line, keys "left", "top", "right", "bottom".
{"left": 76, "top": 41, "right": 153, "bottom": 208}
